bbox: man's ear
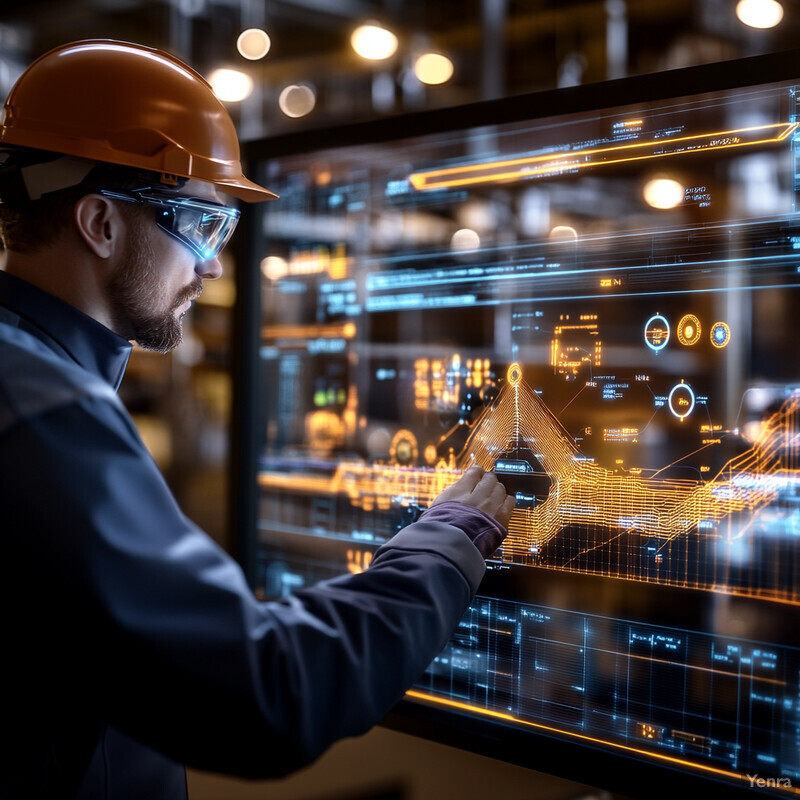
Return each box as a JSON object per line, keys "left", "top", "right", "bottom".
{"left": 73, "top": 194, "right": 120, "bottom": 259}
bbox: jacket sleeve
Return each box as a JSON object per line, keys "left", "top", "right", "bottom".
{"left": 1, "top": 392, "right": 487, "bottom": 778}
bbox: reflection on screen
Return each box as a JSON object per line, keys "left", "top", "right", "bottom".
{"left": 253, "top": 76, "right": 799, "bottom": 796}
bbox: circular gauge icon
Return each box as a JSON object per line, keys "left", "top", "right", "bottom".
{"left": 710, "top": 321, "right": 731, "bottom": 349}
{"left": 677, "top": 314, "right": 701, "bottom": 346}
{"left": 390, "top": 429, "right": 418, "bottom": 465}
{"left": 644, "top": 315, "right": 670, "bottom": 352}
{"left": 668, "top": 381, "right": 696, "bottom": 420}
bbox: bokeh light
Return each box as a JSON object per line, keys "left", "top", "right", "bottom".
{"left": 643, "top": 177, "right": 684, "bottom": 209}
{"left": 414, "top": 53, "right": 454, "bottom": 85}
{"left": 736, "top": 0, "right": 784, "bottom": 28}
{"left": 351, "top": 24, "right": 399, "bottom": 60}
{"left": 278, "top": 84, "right": 316, "bottom": 118}
{"left": 208, "top": 68, "right": 253, "bottom": 102}
{"left": 451, "top": 228, "right": 481, "bottom": 251}
{"left": 237, "top": 28, "right": 271, "bottom": 60}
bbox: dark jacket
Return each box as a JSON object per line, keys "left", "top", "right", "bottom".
{"left": 0, "top": 270, "right": 489, "bottom": 798}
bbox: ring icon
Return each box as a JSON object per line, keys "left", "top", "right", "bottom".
{"left": 710, "top": 321, "right": 731, "bottom": 349}
{"left": 645, "top": 315, "right": 670, "bottom": 352}
{"left": 677, "top": 314, "right": 701, "bottom": 346}
{"left": 668, "top": 381, "right": 696, "bottom": 420}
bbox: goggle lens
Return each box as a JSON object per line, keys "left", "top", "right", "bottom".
{"left": 100, "top": 189, "right": 240, "bottom": 261}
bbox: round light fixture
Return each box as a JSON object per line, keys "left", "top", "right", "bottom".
{"left": 736, "top": 0, "right": 784, "bottom": 28}
{"left": 351, "top": 24, "right": 398, "bottom": 60}
{"left": 208, "top": 68, "right": 253, "bottom": 102}
{"left": 278, "top": 84, "right": 316, "bottom": 118}
{"left": 237, "top": 28, "right": 271, "bottom": 60}
{"left": 451, "top": 228, "right": 481, "bottom": 251}
{"left": 414, "top": 53, "right": 454, "bottom": 85}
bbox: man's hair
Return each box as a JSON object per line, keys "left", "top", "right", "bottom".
{"left": 0, "top": 155, "right": 181, "bottom": 254}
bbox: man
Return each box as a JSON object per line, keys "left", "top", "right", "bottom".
{"left": 0, "top": 40, "right": 515, "bottom": 798}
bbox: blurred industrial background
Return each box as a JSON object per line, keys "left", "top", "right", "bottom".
{"left": 2, "top": 1, "right": 799, "bottom": 139}
{"left": 0, "top": 2, "right": 796, "bottom": 798}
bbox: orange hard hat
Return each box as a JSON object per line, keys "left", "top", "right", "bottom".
{"left": 0, "top": 40, "right": 276, "bottom": 203}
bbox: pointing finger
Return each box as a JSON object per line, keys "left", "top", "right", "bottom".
{"left": 456, "top": 464, "right": 486, "bottom": 493}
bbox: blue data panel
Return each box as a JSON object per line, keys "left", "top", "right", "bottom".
{"left": 248, "top": 56, "right": 800, "bottom": 798}
{"left": 417, "top": 597, "right": 799, "bottom": 789}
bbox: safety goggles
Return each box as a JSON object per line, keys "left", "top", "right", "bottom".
{"left": 99, "top": 188, "right": 240, "bottom": 261}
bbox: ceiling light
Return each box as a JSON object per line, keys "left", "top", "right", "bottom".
{"left": 736, "top": 0, "right": 784, "bottom": 28}
{"left": 414, "top": 53, "right": 454, "bottom": 85}
{"left": 237, "top": 28, "right": 271, "bottom": 60}
{"left": 643, "top": 178, "right": 684, "bottom": 209}
{"left": 451, "top": 228, "right": 481, "bottom": 251}
{"left": 279, "top": 84, "right": 316, "bottom": 118}
{"left": 208, "top": 68, "right": 253, "bottom": 102}
{"left": 351, "top": 24, "right": 398, "bottom": 60}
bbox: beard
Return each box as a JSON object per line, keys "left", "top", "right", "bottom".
{"left": 107, "top": 216, "right": 203, "bottom": 353}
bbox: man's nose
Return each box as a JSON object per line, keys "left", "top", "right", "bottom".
{"left": 196, "top": 255, "right": 223, "bottom": 280}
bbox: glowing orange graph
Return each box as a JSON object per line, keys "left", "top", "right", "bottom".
{"left": 463, "top": 365, "right": 798, "bottom": 597}
{"left": 259, "top": 364, "right": 799, "bottom": 602}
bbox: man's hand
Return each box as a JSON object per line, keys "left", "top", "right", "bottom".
{"left": 432, "top": 465, "right": 516, "bottom": 529}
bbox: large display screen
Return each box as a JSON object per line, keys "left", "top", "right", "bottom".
{"left": 239, "top": 52, "right": 799, "bottom": 798}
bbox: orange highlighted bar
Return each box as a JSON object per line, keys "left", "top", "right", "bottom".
{"left": 262, "top": 321, "right": 356, "bottom": 340}
{"left": 408, "top": 122, "right": 798, "bottom": 191}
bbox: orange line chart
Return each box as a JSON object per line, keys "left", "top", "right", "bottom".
{"left": 462, "top": 364, "right": 799, "bottom": 601}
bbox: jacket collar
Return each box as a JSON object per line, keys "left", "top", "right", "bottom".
{"left": 0, "top": 270, "right": 132, "bottom": 391}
